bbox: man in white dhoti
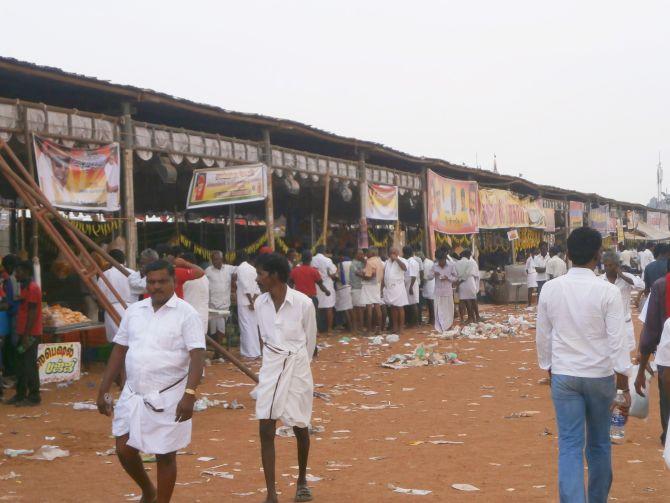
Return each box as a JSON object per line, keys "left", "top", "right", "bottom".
{"left": 421, "top": 252, "right": 435, "bottom": 326}
{"left": 359, "top": 247, "right": 384, "bottom": 334}
{"left": 403, "top": 246, "right": 420, "bottom": 327}
{"left": 382, "top": 247, "right": 408, "bottom": 334}
{"left": 96, "top": 260, "right": 205, "bottom": 503}
{"left": 236, "top": 253, "right": 262, "bottom": 358}
{"left": 128, "top": 248, "right": 159, "bottom": 300}
{"left": 205, "top": 250, "right": 236, "bottom": 357}
{"left": 455, "top": 249, "right": 478, "bottom": 324}
{"left": 349, "top": 249, "right": 366, "bottom": 334}
{"left": 251, "top": 254, "right": 317, "bottom": 503}
{"left": 97, "top": 249, "right": 136, "bottom": 342}
{"left": 311, "top": 245, "right": 338, "bottom": 336}
{"left": 181, "top": 253, "right": 209, "bottom": 336}
{"left": 433, "top": 250, "right": 458, "bottom": 334}
{"left": 601, "top": 250, "right": 645, "bottom": 352}
{"left": 525, "top": 247, "right": 539, "bottom": 306}
{"left": 334, "top": 252, "right": 354, "bottom": 332}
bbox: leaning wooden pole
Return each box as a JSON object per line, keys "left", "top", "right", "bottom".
{"left": 321, "top": 169, "right": 331, "bottom": 245}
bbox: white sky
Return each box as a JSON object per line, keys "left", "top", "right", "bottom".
{"left": 3, "top": 0, "right": 669, "bottom": 204}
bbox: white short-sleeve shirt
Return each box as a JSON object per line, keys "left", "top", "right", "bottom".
{"left": 206, "top": 264, "right": 236, "bottom": 309}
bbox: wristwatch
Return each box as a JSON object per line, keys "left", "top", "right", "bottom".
{"left": 184, "top": 388, "right": 196, "bottom": 396}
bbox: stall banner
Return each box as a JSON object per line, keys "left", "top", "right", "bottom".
{"left": 478, "top": 188, "right": 528, "bottom": 229}
{"left": 616, "top": 220, "right": 625, "bottom": 243}
{"left": 37, "top": 342, "right": 81, "bottom": 384}
{"left": 365, "top": 183, "right": 399, "bottom": 221}
{"left": 647, "top": 211, "right": 661, "bottom": 229}
{"left": 589, "top": 204, "right": 609, "bottom": 236}
{"left": 186, "top": 164, "right": 267, "bottom": 209}
{"left": 543, "top": 208, "right": 556, "bottom": 233}
{"left": 427, "top": 170, "right": 479, "bottom": 234}
{"left": 626, "top": 210, "right": 639, "bottom": 230}
{"left": 608, "top": 216, "right": 618, "bottom": 234}
{"left": 33, "top": 135, "right": 120, "bottom": 211}
{"left": 569, "top": 201, "right": 585, "bottom": 231}
{"left": 524, "top": 198, "right": 547, "bottom": 229}
{"left": 661, "top": 213, "right": 669, "bottom": 231}
{"left": 358, "top": 217, "right": 369, "bottom": 248}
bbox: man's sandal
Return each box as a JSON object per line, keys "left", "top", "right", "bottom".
{"left": 294, "top": 485, "right": 313, "bottom": 502}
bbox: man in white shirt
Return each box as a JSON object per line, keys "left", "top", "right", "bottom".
{"left": 252, "top": 254, "right": 317, "bottom": 503}
{"left": 311, "top": 245, "right": 338, "bottom": 336}
{"left": 533, "top": 242, "right": 549, "bottom": 293}
{"left": 382, "top": 247, "right": 408, "bottom": 334}
{"left": 403, "top": 245, "right": 420, "bottom": 327}
{"left": 205, "top": 251, "right": 236, "bottom": 355}
{"left": 236, "top": 253, "right": 262, "bottom": 358}
{"left": 618, "top": 243, "right": 634, "bottom": 271}
{"left": 334, "top": 252, "right": 354, "bottom": 332}
{"left": 127, "top": 248, "right": 159, "bottom": 299}
{"left": 536, "top": 227, "right": 631, "bottom": 503}
{"left": 181, "top": 253, "right": 210, "bottom": 337}
{"left": 525, "top": 248, "right": 538, "bottom": 306}
{"left": 421, "top": 253, "right": 436, "bottom": 326}
{"left": 638, "top": 243, "right": 654, "bottom": 273}
{"left": 97, "top": 249, "right": 136, "bottom": 342}
{"left": 96, "top": 260, "right": 205, "bottom": 503}
{"left": 546, "top": 246, "right": 568, "bottom": 280}
{"left": 455, "top": 249, "right": 479, "bottom": 324}
{"left": 601, "top": 250, "right": 645, "bottom": 352}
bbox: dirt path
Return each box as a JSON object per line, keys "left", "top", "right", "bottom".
{"left": 1, "top": 304, "right": 668, "bottom": 502}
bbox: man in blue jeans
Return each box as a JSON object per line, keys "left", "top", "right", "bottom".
{"left": 536, "top": 227, "right": 631, "bottom": 503}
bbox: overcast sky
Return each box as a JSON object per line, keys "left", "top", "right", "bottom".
{"left": 3, "top": 1, "right": 669, "bottom": 204}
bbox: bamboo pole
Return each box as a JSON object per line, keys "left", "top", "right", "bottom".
{"left": 262, "top": 130, "right": 275, "bottom": 250}
{"left": 321, "top": 169, "right": 331, "bottom": 245}
{"left": 121, "top": 105, "right": 138, "bottom": 269}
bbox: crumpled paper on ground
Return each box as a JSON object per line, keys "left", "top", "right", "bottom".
{"left": 388, "top": 484, "right": 432, "bottom": 495}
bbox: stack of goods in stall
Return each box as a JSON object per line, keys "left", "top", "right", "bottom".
{"left": 43, "top": 305, "right": 90, "bottom": 327}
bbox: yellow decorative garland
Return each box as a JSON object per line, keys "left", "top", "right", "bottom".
{"left": 71, "top": 219, "right": 122, "bottom": 237}
{"left": 177, "top": 233, "right": 268, "bottom": 264}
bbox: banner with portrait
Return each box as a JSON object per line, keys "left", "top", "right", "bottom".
{"left": 427, "top": 170, "right": 479, "bottom": 235}
{"left": 543, "top": 208, "right": 556, "bottom": 233}
{"left": 33, "top": 135, "right": 120, "bottom": 211}
{"left": 589, "top": 204, "right": 609, "bottom": 236}
{"left": 365, "top": 183, "right": 399, "bottom": 221}
{"left": 647, "top": 211, "right": 662, "bottom": 229}
{"left": 37, "top": 342, "right": 81, "bottom": 384}
{"left": 186, "top": 164, "right": 267, "bottom": 209}
{"left": 478, "top": 188, "right": 527, "bottom": 229}
{"left": 524, "top": 198, "right": 547, "bottom": 229}
{"left": 569, "top": 201, "right": 585, "bottom": 231}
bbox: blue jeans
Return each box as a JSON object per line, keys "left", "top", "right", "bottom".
{"left": 551, "top": 374, "right": 616, "bottom": 503}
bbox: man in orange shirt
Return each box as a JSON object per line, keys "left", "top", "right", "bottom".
{"left": 6, "top": 261, "right": 42, "bottom": 406}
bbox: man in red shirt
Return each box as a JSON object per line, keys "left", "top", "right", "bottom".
{"left": 289, "top": 251, "right": 330, "bottom": 308}
{"left": 6, "top": 261, "right": 42, "bottom": 406}
{"left": 173, "top": 257, "right": 205, "bottom": 299}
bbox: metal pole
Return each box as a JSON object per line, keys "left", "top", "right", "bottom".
{"left": 227, "top": 204, "right": 236, "bottom": 252}
{"left": 421, "top": 166, "right": 430, "bottom": 258}
{"left": 322, "top": 169, "right": 331, "bottom": 245}
{"left": 121, "top": 103, "right": 138, "bottom": 269}
{"left": 262, "top": 130, "right": 275, "bottom": 249}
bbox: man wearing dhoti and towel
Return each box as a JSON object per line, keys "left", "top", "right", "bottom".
{"left": 455, "top": 249, "right": 478, "bottom": 324}
{"left": 251, "top": 254, "right": 317, "bottom": 503}
{"left": 97, "top": 260, "right": 205, "bottom": 503}
{"left": 383, "top": 247, "right": 408, "bottom": 334}
{"left": 432, "top": 250, "right": 458, "bottom": 334}
{"left": 236, "top": 253, "right": 262, "bottom": 358}
{"left": 311, "top": 245, "right": 338, "bottom": 336}
{"left": 96, "top": 249, "right": 136, "bottom": 342}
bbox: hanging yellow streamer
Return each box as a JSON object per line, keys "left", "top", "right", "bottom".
{"left": 71, "top": 220, "right": 122, "bottom": 237}
{"left": 177, "top": 233, "right": 268, "bottom": 263}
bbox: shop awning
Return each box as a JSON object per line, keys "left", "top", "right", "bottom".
{"left": 634, "top": 221, "right": 670, "bottom": 241}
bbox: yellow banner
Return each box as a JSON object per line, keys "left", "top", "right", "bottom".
{"left": 187, "top": 164, "right": 267, "bottom": 209}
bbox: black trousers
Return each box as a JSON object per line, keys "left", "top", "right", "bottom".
{"left": 16, "top": 340, "right": 40, "bottom": 401}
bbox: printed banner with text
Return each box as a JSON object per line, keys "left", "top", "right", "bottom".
{"left": 34, "top": 135, "right": 120, "bottom": 211}
{"left": 365, "top": 183, "right": 399, "bottom": 221}
{"left": 186, "top": 164, "right": 267, "bottom": 209}
{"left": 37, "top": 342, "right": 81, "bottom": 384}
{"left": 589, "top": 204, "right": 609, "bottom": 236}
{"left": 478, "top": 188, "right": 528, "bottom": 229}
{"left": 569, "top": 201, "right": 585, "bottom": 231}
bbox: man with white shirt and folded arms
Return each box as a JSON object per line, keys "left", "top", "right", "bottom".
{"left": 546, "top": 245, "right": 567, "bottom": 280}
{"left": 205, "top": 250, "right": 236, "bottom": 357}
{"left": 251, "top": 253, "right": 317, "bottom": 503}
{"left": 382, "top": 247, "right": 408, "bottom": 335}
{"left": 97, "top": 249, "right": 136, "bottom": 343}
{"left": 236, "top": 252, "right": 262, "bottom": 359}
{"left": 96, "top": 259, "right": 205, "bottom": 503}
{"left": 127, "top": 248, "right": 159, "bottom": 300}
{"left": 536, "top": 226, "right": 631, "bottom": 503}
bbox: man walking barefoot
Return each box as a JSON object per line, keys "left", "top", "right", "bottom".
{"left": 252, "top": 254, "right": 317, "bottom": 503}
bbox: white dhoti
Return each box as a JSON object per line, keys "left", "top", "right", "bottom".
{"left": 527, "top": 272, "right": 538, "bottom": 289}
{"left": 104, "top": 303, "right": 125, "bottom": 343}
{"left": 208, "top": 313, "right": 227, "bottom": 335}
{"left": 112, "top": 378, "right": 190, "bottom": 455}
{"left": 335, "top": 285, "right": 353, "bottom": 312}
{"left": 625, "top": 319, "right": 636, "bottom": 352}
{"left": 384, "top": 280, "right": 408, "bottom": 307}
{"left": 351, "top": 288, "right": 364, "bottom": 308}
{"left": 238, "top": 305, "right": 261, "bottom": 358}
{"left": 251, "top": 345, "right": 313, "bottom": 428}
{"left": 434, "top": 294, "right": 455, "bottom": 333}
{"left": 316, "top": 280, "right": 336, "bottom": 309}
{"left": 361, "top": 283, "right": 381, "bottom": 305}
{"left": 457, "top": 277, "right": 478, "bottom": 301}
{"left": 404, "top": 278, "right": 420, "bottom": 305}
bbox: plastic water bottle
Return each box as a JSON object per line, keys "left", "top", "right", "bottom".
{"left": 610, "top": 390, "right": 627, "bottom": 444}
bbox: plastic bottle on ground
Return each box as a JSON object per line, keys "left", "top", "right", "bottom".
{"left": 610, "top": 390, "right": 627, "bottom": 445}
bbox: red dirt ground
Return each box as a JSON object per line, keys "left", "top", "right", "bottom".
{"left": 1, "top": 304, "right": 668, "bottom": 502}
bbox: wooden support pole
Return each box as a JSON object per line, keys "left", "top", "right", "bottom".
{"left": 322, "top": 169, "right": 331, "bottom": 245}
{"left": 227, "top": 204, "right": 235, "bottom": 252}
{"left": 121, "top": 103, "right": 138, "bottom": 269}
{"left": 22, "top": 111, "right": 39, "bottom": 261}
{"left": 421, "top": 167, "right": 431, "bottom": 258}
{"left": 262, "top": 129, "right": 275, "bottom": 250}
{"left": 358, "top": 151, "right": 368, "bottom": 248}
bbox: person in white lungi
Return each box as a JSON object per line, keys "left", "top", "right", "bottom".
{"left": 205, "top": 251, "right": 236, "bottom": 357}
{"left": 403, "top": 246, "right": 420, "bottom": 327}
{"left": 97, "top": 249, "right": 136, "bottom": 342}
{"left": 360, "top": 247, "right": 384, "bottom": 334}
{"left": 251, "top": 253, "right": 317, "bottom": 503}
{"left": 455, "top": 249, "right": 478, "bottom": 324}
{"left": 311, "top": 245, "right": 338, "bottom": 336}
{"left": 181, "top": 253, "right": 209, "bottom": 336}
{"left": 534, "top": 242, "right": 549, "bottom": 294}
{"left": 383, "top": 247, "right": 408, "bottom": 334}
{"left": 334, "top": 252, "right": 354, "bottom": 332}
{"left": 96, "top": 259, "right": 205, "bottom": 503}
{"left": 422, "top": 253, "right": 436, "bottom": 326}
{"left": 601, "top": 250, "right": 644, "bottom": 352}
{"left": 432, "top": 250, "right": 458, "bottom": 334}
{"left": 525, "top": 247, "right": 539, "bottom": 306}
{"left": 349, "top": 249, "right": 366, "bottom": 334}
{"left": 546, "top": 246, "right": 568, "bottom": 280}
{"left": 236, "top": 253, "right": 261, "bottom": 358}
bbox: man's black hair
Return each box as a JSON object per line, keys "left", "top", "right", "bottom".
{"left": 144, "top": 259, "right": 175, "bottom": 277}
{"left": 181, "top": 252, "right": 198, "bottom": 264}
{"left": 1, "top": 254, "right": 18, "bottom": 272}
{"left": 567, "top": 227, "right": 602, "bottom": 266}
{"left": 108, "top": 248, "right": 126, "bottom": 264}
{"left": 402, "top": 245, "right": 413, "bottom": 257}
{"left": 257, "top": 253, "right": 290, "bottom": 283}
{"left": 155, "top": 243, "right": 171, "bottom": 258}
{"left": 315, "top": 245, "right": 326, "bottom": 254}
{"left": 460, "top": 249, "right": 472, "bottom": 259}
{"left": 301, "top": 250, "right": 313, "bottom": 264}
{"left": 16, "top": 260, "right": 33, "bottom": 276}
